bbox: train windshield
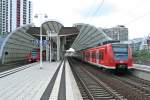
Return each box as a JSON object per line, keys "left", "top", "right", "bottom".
{"left": 32, "top": 49, "right": 37, "bottom": 57}
{"left": 112, "top": 44, "right": 128, "bottom": 60}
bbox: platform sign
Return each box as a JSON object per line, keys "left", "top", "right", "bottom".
{"left": 32, "top": 39, "right": 49, "bottom": 46}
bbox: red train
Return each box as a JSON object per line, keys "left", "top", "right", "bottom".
{"left": 27, "top": 49, "right": 46, "bottom": 62}
{"left": 79, "top": 43, "right": 133, "bottom": 70}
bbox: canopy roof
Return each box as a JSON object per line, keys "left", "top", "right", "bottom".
{"left": 58, "top": 27, "right": 79, "bottom": 36}
{"left": 0, "top": 24, "right": 38, "bottom": 64}
{"left": 42, "top": 21, "right": 64, "bottom": 35}
{"left": 71, "top": 23, "right": 111, "bottom": 51}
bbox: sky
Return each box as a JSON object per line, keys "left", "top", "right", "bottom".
{"left": 32, "top": 0, "right": 150, "bottom": 39}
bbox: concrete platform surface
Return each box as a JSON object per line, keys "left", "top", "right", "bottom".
{"left": 134, "top": 64, "right": 150, "bottom": 72}
{"left": 0, "top": 60, "right": 83, "bottom": 100}
{"left": 49, "top": 60, "right": 83, "bottom": 100}
{"left": 65, "top": 60, "right": 83, "bottom": 100}
{"left": 133, "top": 64, "right": 150, "bottom": 81}
{"left": 0, "top": 62, "right": 60, "bottom": 100}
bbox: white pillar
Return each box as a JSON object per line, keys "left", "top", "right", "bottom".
{"left": 40, "top": 25, "right": 43, "bottom": 69}
{"left": 57, "top": 35, "right": 60, "bottom": 61}
{"left": 46, "top": 36, "right": 49, "bottom": 61}
{"left": 50, "top": 36, "right": 52, "bottom": 62}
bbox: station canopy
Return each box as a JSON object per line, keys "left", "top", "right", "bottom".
{"left": 42, "top": 21, "right": 64, "bottom": 35}
{"left": 0, "top": 24, "right": 38, "bottom": 64}
{"left": 71, "top": 23, "right": 111, "bottom": 51}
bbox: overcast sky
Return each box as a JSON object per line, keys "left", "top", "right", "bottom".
{"left": 32, "top": 0, "right": 150, "bottom": 39}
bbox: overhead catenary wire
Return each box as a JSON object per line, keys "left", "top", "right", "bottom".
{"left": 72, "top": 0, "right": 105, "bottom": 50}
{"left": 73, "top": 0, "right": 104, "bottom": 44}
{"left": 75, "top": 0, "right": 105, "bottom": 44}
{"left": 117, "top": 0, "right": 150, "bottom": 25}
{"left": 72, "top": 0, "right": 150, "bottom": 51}
{"left": 125, "top": 11, "right": 150, "bottom": 25}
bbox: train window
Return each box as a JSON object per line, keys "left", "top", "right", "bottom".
{"left": 113, "top": 47, "right": 127, "bottom": 53}
{"left": 112, "top": 44, "right": 128, "bottom": 53}
{"left": 112, "top": 45, "right": 128, "bottom": 60}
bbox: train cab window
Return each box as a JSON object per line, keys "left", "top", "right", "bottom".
{"left": 32, "top": 49, "right": 37, "bottom": 57}
{"left": 112, "top": 44, "right": 128, "bottom": 60}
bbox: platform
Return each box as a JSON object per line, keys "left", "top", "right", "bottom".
{"left": 0, "top": 60, "right": 82, "bottom": 100}
{"left": 134, "top": 64, "right": 150, "bottom": 72}
{"left": 132, "top": 64, "right": 150, "bottom": 81}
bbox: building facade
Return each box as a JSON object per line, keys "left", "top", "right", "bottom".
{"left": 121, "top": 37, "right": 150, "bottom": 51}
{"left": 102, "top": 25, "right": 128, "bottom": 41}
{"left": 0, "top": 0, "right": 32, "bottom": 35}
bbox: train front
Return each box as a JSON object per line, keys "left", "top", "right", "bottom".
{"left": 28, "top": 49, "right": 40, "bottom": 62}
{"left": 112, "top": 44, "right": 133, "bottom": 70}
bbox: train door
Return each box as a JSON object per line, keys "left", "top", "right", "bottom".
{"left": 82, "top": 51, "right": 86, "bottom": 61}
{"left": 99, "top": 48, "right": 105, "bottom": 64}
{"left": 96, "top": 49, "right": 99, "bottom": 64}
{"left": 85, "top": 52, "right": 87, "bottom": 61}
{"left": 82, "top": 52, "right": 85, "bottom": 61}
{"left": 92, "top": 51, "right": 96, "bottom": 63}
{"left": 90, "top": 51, "right": 92, "bottom": 62}
{"left": 86, "top": 51, "right": 90, "bottom": 61}
{"left": 91, "top": 51, "right": 93, "bottom": 62}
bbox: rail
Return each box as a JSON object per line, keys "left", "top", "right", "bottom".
{"left": 0, "top": 62, "right": 38, "bottom": 78}
{"left": 69, "top": 58, "right": 123, "bottom": 100}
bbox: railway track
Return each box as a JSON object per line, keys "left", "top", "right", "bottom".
{"left": 0, "top": 61, "right": 31, "bottom": 72}
{"left": 69, "top": 58, "right": 150, "bottom": 100}
{"left": 125, "top": 75, "right": 150, "bottom": 88}
{"left": 0, "top": 62, "right": 37, "bottom": 78}
{"left": 69, "top": 58, "right": 124, "bottom": 100}
{"left": 114, "top": 75, "right": 150, "bottom": 97}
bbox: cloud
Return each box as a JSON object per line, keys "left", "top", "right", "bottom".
{"left": 79, "top": 0, "right": 113, "bottom": 17}
{"left": 32, "top": 0, "right": 97, "bottom": 26}
{"left": 90, "top": 0, "right": 150, "bottom": 39}
{"left": 32, "top": 0, "right": 150, "bottom": 39}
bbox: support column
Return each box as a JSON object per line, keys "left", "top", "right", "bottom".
{"left": 62, "top": 38, "right": 65, "bottom": 58}
{"left": 46, "top": 36, "right": 49, "bottom": 61}
{"left": 57, "top": 35, "right": 60, "bottom": 61}
{"left": 62, "top": 37, "right": 66, "bottom": 58}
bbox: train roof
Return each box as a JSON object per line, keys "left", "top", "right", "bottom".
{"left": 101, "top": 40, "right": 120, "bottom": 45}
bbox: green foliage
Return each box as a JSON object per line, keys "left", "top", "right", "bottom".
{"left": 133, "top": 50, "right": 150, "bottom": 61}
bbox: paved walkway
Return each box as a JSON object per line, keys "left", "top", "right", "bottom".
{"left": 0, "top": 62, "right": 59, "bottom": 100}
{"left": 0, "top": 60, "right": 82, "bottom": 100}
{"left": 48, "top": 60, "right": 82, "bottom": 100}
